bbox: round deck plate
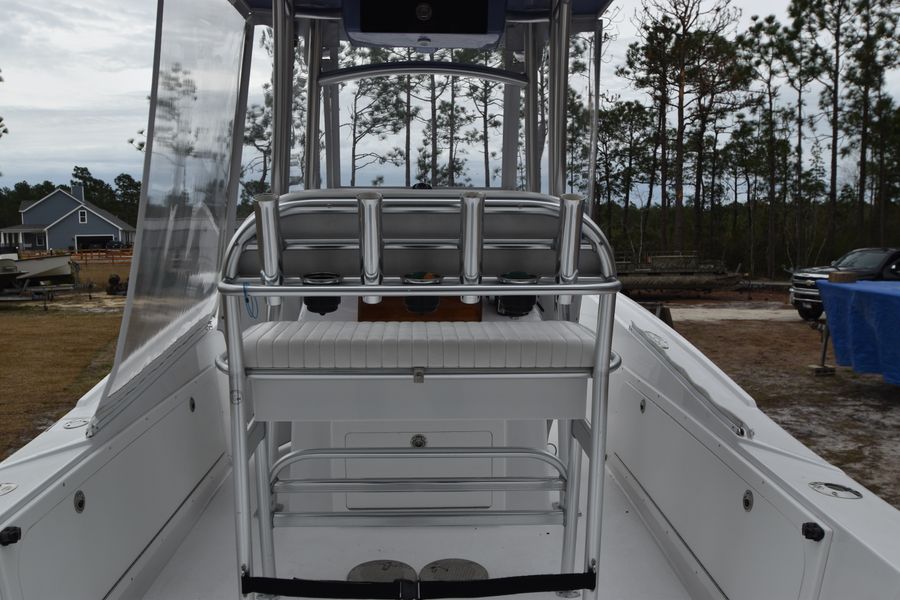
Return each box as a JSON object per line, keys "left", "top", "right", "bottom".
{"left": 347, "top": 560, "right": 417, "bottom": 582}
{"left": 419, "top": 559, "right": 489, "bottom": 581}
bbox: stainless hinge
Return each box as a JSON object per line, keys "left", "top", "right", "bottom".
{"left": 413, "top": 367, "right": 425, "bottom": 383}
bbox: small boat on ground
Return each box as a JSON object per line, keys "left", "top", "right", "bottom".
{"left": 0, "top": 254, "right": 73, "bottom": 291}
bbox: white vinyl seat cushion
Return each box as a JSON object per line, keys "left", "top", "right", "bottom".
{"left": 241, "top": 320, "right": 596, "bottom": 370}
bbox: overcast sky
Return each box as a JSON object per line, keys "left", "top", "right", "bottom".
{"left": 1, "top": 0, "right": 893, "bottom": 191}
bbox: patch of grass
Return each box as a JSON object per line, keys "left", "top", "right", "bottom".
{"left": 0, "top": 310, "right": 122, "bottom": 458}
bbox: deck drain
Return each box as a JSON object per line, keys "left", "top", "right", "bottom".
{"left": 419, "top": 559, "right": 489, "bottom": 581}
{"left": 347, "top": 560, "right": 416, "bottom": 582}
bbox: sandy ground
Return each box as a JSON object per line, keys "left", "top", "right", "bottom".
{"left": 671, "top": 301, "right": 798, "bottom": 321}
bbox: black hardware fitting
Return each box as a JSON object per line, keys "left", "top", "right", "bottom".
{"left": 802, "top": 522, "right": 825, "bottom": 542}
{"left": 0, "top": 526, "right": 21, "bottom": 547}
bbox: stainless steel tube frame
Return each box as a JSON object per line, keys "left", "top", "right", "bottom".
{"left": 586, "top": 18, "right": 603, "bottom": 222}
{"left": 318, "top": 61, "right": 527, "bottom": 87}
{"left": 272, "top": 0, "right": 294, "bottom": 196}
{"left": 584, "top": 292, "right": 617, "bottom": 594}
{"left": 220, "top": 278, "right": 618, "bottom": 299}
{"left": 548, "top": 0, "right": 571, "bottom": 197}
{"left": 254, "top": 423, "right": 277, "bottom": 578}
{"left": 274, "top": 476, "right": 565, "bottom": 494}
{"left": 222, "top": 295, "right": 254, "bottom": 584}
{"left": 274, "top": 510, "right": 564, "bottom": 528}
{"left": 253, "top": 193, "right": 284, "bottom": 320}
{"left": 271, "top": 446, "right": 568, "bottom": 484}
{"left": 524, "top": 24, "right": 541, "bottom": 193}
{"left": 560, "top": 419, "right": 582, "bottom": 577}
{"left": 357, "top": 191, "right": 384, "bottom": 304}
{"left": 556, "top": 193, "right": 584, "bottom": 308}
{"left": 304, "top": 20, "right": 322, "bottom": 189}
{"left": 459, "top": 191, "right": 485, "bottom": 304}
{"left": 221, "top": 190, "right": 618, "bottom": 283}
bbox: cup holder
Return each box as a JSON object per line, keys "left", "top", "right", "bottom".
{"left": 301, "top": 272, "right": 342, "bottom": 315}
{"left": 402, "top": 272, "right": 443, "bottom": 314}
{"left": 496, "top": 271, "right": 539, "bottom": 317}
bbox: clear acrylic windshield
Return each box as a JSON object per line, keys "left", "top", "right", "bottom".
{"left": 95, "top": 0, "right": 246, "bottom": 427}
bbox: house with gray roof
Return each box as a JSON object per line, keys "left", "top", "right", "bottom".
{"left": 0, "top": 183, "right": 136, "bottom": 251}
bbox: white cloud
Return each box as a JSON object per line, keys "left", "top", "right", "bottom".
{"left": 0, "top": 0, "right": 157, "bottom": 185}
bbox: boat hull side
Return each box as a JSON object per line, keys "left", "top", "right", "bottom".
{"left": 0, "top": 331, "right": 227, "bottom": 600}
{"left": 598, "top": 294, "right": 900, "bottom": 600}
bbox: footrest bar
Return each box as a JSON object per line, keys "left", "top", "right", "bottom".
{"left": 273, "top": 509, "right": 564, "bottom": 527}
{"left": 241, "top": 571, "right": 597, "bottom": 599}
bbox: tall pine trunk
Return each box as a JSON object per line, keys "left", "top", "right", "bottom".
{"left": 766, "top": 89, "right": 777, "bottom": 279}
{"left": 674, "top": 61, "right": 686, "bottom": 253}
{"left": 693, "top": 116, "right": 707, "bottom": 255}
{"left": 826, "top": 5, "right": 842, "bottom": 257}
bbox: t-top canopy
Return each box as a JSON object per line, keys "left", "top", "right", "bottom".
{"left": 242, "top": 0, "right": 610, "bottom": 48}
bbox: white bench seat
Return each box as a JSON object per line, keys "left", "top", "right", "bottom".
{"left": 242, "top": 320, "right": 597, "bottom": 371}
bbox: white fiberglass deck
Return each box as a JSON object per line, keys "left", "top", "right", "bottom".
{"left": 144, "top": 467, "right": 691, "bottom": 599}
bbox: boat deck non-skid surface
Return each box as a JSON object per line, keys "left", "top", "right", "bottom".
{"left": 144, "top": 469, "right": 691, "bottom": 599}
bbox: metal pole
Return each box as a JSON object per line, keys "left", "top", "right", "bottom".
{"left": 255, "top": 422, "right": 277, "bottom": 578}
{"left": 304, "top": 20, "right": 322, "bottom": 189}
{"left": 586, "top": 19, "right": 602, "bottom": 222}
{"left": 459, "top": 191, "right": 485, "bottom": 304}
{"left": 583, "top": 293, "right": 617, "bottom": 597}
{"left": 254, "top": 193, "right": 284, "bottom": 321}
{"left": 548, "top": 0, "right": 571, "bottom": 197}
{"left": 560, "top": 420, "right": 582, "bottom": 579}
{"left": 501, "top": 49, "right": 520, "bottom": 190}
{"left": 323, "top": 41, "right": 341, "bottom": 188}
{"left": 524, "top": 23, "right": 541, "bottom": 193}
{"left": 272, "top": 0, "right": 294, "bottom": 196}
{"left": 223, "top": 295, "right": 254, "bottom": 586}
{"left": 357, "top": 192, "right": 383, "bottom": 304}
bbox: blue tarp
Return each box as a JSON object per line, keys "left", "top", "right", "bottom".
{"left": 818, "top": 280, "right": 900, "bottom": 385}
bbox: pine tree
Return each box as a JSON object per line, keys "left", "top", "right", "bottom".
{"left": 811, "top": 0, "right": 854, "bottom": 256}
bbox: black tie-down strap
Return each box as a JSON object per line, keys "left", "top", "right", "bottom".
{"left": 241, "top": 571, "right": 597, "bottom": 599}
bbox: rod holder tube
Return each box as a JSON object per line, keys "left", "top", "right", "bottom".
{"left": 459, "top": 191, "right": 485, "bottom": 304}
{"left": 555, "top": 193, "right": 584, "bottom": 307}
{"left": 254, "top": 193, "right": 284, "bottom": 319}
{"left": 358, "top": 192, "right": 384, "bottom": 304}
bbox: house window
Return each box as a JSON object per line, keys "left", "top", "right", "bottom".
{"left": 78, "top": 210, "right": 87, "bottom": 224}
